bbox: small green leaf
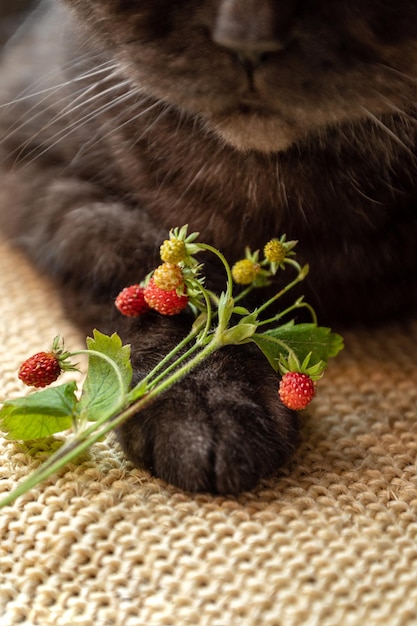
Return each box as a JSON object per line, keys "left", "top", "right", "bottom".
{"left": 0, "top": 382, "right": 78, "bottom": 440}
{"left": 221, "top": 323, "right": 258, "bottom": 345}
{"left": 232, "top": 306, "right": 251, "bottom": 316}
{"left": 127, "top": 379, "right": 148, "bottom": 403}
{"left": 251, "top": 322, "right": 344, "bottom": 372}
{"left": 240, "top": 311, "right": 259, "bottom": 325}
{"left": 77, "top": 330, "right": 132, "bottom": 422}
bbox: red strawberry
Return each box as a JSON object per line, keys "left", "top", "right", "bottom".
{"left": 115, "top": 284, "right": 150, "bottom": 317}
{"left": 278, "top": 372, "right": 315, "bottom": 410}
{"left": 18, "top": 352, "right": 62, "bottom": 388}
{"left": 144, "top": 277, "right": 188, "bottom": 315}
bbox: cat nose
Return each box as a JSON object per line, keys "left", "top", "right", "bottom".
{"left": 214, "top": 39, "right": 285, "bottom": 69}
{"left": 213, "top": 0, "right": 295, "bottom": 65}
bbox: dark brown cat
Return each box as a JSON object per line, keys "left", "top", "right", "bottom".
{"left": 1, "top": 0, "right": 417, "bottom": 493}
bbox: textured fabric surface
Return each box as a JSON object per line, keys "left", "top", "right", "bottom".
{"left": 1, "top": 237, "right": 417, "bottom": 626}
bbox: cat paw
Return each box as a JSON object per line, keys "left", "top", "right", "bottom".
{"left": 116, "top": 342, "right": 300, "bottom": 495}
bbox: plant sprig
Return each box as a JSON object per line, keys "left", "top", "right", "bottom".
{"left": 0, "top": 226, "right": 344, "bottom": 507}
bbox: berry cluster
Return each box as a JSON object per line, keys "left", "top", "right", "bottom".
{"left": 115, "top": 232, "right": 191, "bottom": 317}
{"left": 17, "top": 228, "right": 335, "bottom": 414}
{"left": 113, "top": 228, "right": 320, "bottom": 410}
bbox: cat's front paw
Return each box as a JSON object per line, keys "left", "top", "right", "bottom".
{"left": 116, "top": 344, "right": 299, "bottom": 495}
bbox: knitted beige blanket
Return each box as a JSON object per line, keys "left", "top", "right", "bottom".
{"left": 1, "top": 237, "right": 417, "bottom": 626}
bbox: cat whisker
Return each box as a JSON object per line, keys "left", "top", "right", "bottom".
{"left": 59, "top": 72, "right": 131, "bottom": 120}
{"left": 1, "top": 74, "right": 115, "bottom": 150}
{"left": 0, "top": 61, "right": 122, "bottom": 152}
{"left": 131, "top": 100, "right": 173, "bottom": 146}
{"left": 14, "top": 84, "right": 144, "bottom": 169}
{"left": 376, "top": 62, "right": 417, "bottom": 85}
{"left": 373, "top": 93, "right": 417, "bottom": 130}
{"left": 0, "top": 60, "right": 118, "bottom": 109}
{"left": 8, "top": 76, "right": 135, "bottom": 162}
{"left": 359, "top": 105, "right": 417, "bottom": 162}
{"left": 69, "top": 94, "right": 160, "bottom": 164}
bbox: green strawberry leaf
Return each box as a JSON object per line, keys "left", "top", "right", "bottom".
{"left": 0, "top": 381, "right": 78, "bottom": 440}
{"left": 76, "top": 330, "right": 132, "bottom": 422}
{"left": 251, "top": 322, "right": 344, "bottom": 372}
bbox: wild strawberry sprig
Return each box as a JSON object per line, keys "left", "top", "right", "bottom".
{"left": 0, "top": 225, "right": 343, "bottom": 507}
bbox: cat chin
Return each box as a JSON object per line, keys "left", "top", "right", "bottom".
{"left": 203, "top": 112, "right": 302, "bottom": 153}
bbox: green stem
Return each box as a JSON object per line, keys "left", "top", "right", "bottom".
{"left": 146, "top": 333, "right": 211, "bottom": 390}
{"left": 130, "top": 283, "right": 214, "bottom": 395}
{"left": 194, "top": 284, "right": 214, "bottom": 345}
{"left": 233, "top": 285, "right": 255, "bottom": 304}
{"left": 284, "top": 258, "right": 303, "bottom": 272}
{"left": 255, "top": 264, "right": 309, "bottom": 317}
{"left": 136, "top": 326, "right": 200, "bottom": 390}
{"left": 256, "top": 299, "right": 318, "bottom": 327}
{"left": 198, "top": 244, "right": 234, "bottom": 299}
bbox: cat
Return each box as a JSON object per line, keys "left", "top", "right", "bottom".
{"left": 1, "top": 0, "right": 417, "bottom": 494}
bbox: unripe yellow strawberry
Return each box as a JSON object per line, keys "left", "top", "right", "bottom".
{"left": 264, "top": 239, "right": 286, "bottom": 264}
{"left": 231, "top": 259, "right": 260, "bottom": 285}
{"left": 153, "top": 263, "right": 184, "bottom": 291}
{"left": 160, "top": 239, "right": 187, "bottom": 264}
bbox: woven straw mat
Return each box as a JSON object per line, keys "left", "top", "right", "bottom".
{"left": 0, "top": 236, "right": 417, "bottom": 626}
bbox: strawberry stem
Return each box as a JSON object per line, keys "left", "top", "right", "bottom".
{"left": 254, "top": 264, "right": 309, "bottom": 317}
{"left": 256, "top": 298, "right": 318, "bottom": 327}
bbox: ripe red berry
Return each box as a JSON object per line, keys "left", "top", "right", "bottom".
{"left": 115, "top": 284, "right": 150, "bottom": 317}
{"left": 144, "top": 277, "right": 189, "bottom": 315}
{"left": 278, "top": 372, "right": 315, "bottom": 410}
{"left": 18, "top": 352, "right": 62, "bottom": 388}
